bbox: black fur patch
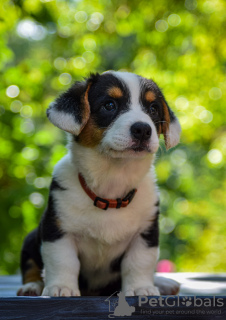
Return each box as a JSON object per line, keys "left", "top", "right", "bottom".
{"left": 39, "top": 178, "right": 66, "bottom": 242}
{"left": 78, "top": 272, "right": 88, "bottom": 292}
{"left": 51, "top": 178, "right": 66, "bottom": 191}
{"left": 156, "top": 209, "right": 160, "bottom": 216}
{"left": 155, "top": 199, "right": 160, "bottom": 207}
{"left": 20, "top": 228, "right": 43, "bottom": 283}
{"left": 79, "top": 272, "right": 121, "bottom": 296}
{"left": 47, "top": 81, "right": 87, "bottom": 125}
{"left": 88, "top": 73, "right": 131, "bottom": 128}
{"left": 40, "top": 193, "right": 64, "bottom": 242}
{"left": 110, "top": 252, "right": 125, "bottom": 273}
{"left": 98, "top": 277, "right": 121, "bottom": 296}
{"left": 141, "top": 214, "right": 159, "bottom": 247}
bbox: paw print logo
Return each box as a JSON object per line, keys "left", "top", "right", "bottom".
{"left": 181, "top": 297, "right": 192, "bottom": 307}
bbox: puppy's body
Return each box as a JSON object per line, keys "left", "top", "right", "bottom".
{"left": 18, "top": 71, "right": 181, "bottom": 297}
{"left": 48, "top": 149, "right": 158, "bottom": 292}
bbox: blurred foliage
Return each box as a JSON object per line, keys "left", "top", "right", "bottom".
{"left": 0, "top": 0, "right": 226, "bottom": 275}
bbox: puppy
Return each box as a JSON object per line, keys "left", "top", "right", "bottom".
{"left": 17, "top": 71, "right": 181, "bottom": 297}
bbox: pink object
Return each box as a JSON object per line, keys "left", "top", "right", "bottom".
{"left": 157, "top": 259, "right": 175, "bottom": 272}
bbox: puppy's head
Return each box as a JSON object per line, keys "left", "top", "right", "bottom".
{"left": 47, "top": 71, "right": 181, "bottom": 158}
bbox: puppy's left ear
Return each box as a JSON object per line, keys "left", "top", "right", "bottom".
{"left": 47, "top": 79, "right": 92, "bottom": 135}
{"left": 160, "top": 98, "right": 181, "bottom": 150}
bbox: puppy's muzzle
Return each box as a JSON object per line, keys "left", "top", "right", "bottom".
{"left": 130, "top": 122, "right": 152, "bottom": 142}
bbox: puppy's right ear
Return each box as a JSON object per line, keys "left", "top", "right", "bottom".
{"left": 47, "top": 78, "right": 93, "bottom": 135}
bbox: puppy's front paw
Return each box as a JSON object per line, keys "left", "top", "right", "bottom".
{"left": 124, "top": 286, "right": 160, "bottom": 296}
{"left": 17, "top": 281, "right": 43, "bottom": 296}
{"left": 154, "top": 276, "right": 180, "bottom": 295}
{"left": 42, "top": 285, "right": 81, "bottom": 297}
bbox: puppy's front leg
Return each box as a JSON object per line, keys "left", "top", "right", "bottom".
{"left": 41, "top": 235, "right": 81, "bottom": 296}
{"left": 121, "top": 233, "right": 160, "bottom": 296}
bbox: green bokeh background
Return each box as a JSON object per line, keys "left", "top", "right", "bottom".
{"left": 0, "top": 0, "right": 225, "bottom": 275}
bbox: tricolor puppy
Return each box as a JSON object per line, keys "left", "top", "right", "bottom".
{"left": 17, "top": 71, "right": 181, "bottom": 297}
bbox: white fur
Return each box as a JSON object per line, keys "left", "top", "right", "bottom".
{"left": 121, "top": 236, "right": 160, "bottom": 296}
{"left": 41, "top": 236, "right": 81, "bottom": 296}
{"left": 52, "top": 149, "right": 158, "bottom": 245}
{"left": 111, "top": 72, "right": 141, "bottom": 110}
{"left": 166, "top": 118, "right": 181, "bottom": 149}
{"left": 101, "top": 72, "right": 159, "bottom": 158}
{"left": 39, "top": 148, "right": 160, "bottom": 296}
{"left": 100, "top": 110, "right": 159, "bottom": 158}
{"left": 48, "top": 106, "right": 81, "bottom": 135}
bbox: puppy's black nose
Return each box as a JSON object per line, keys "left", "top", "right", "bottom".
{"left": 130, "top": 122, "right": 152, "bottom": 141}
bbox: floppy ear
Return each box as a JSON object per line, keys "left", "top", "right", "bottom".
{"left": 160, "top": 98, "right": 181, "bottom": 150}
{"left": 47, "top": 80, "right": 92, "bottom": 135}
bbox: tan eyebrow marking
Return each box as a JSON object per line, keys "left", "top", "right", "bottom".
{"left": 107, "top": 86, "right": 123, "bottom": 98}
{"left": 145, "top": 91, "right": 156, "bottom": 102}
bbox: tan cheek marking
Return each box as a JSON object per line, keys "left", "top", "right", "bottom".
{"left": 107, "top": 86, "right": 123, "bottom": 99}
{"left": 157, "top": 123, "right": 161, "bottom": 135}
{"left": 145, "top": 91, "right": 156, "bottom": 102}
{"left": 77, "top": 118, "right": 106, "bottom": 148}
{"left": 161, "top": 100, "right": 171, "bottom": 147}
{"left": 23, "top": 259, "right": 43, "bottom": 284}
{"left": 162, "top": 100, "right": 170, "bottom": 129}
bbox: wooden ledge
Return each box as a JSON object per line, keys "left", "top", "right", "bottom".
{"left": 0, "top": 296, "right": 226, "bottom": 320}
{"left": 0, "top": 273, "right": 226, "bottom": 320}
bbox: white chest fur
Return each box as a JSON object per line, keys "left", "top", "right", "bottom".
{"left": 49, "top": 145, "right": 159, "bottom": 289}
{"left": 53, "top": 150, "right": 159, "bottom": 245}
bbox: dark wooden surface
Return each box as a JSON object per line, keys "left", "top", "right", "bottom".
{"left": 0, "top": 296, "right": 226, "bottom": 320}
{"left": 0, "top": 273, "right": 226, "bottom": 319}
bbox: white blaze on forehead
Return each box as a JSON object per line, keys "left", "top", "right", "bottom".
{"left": 100, "top": 71, "right": 159, "bottom": 155}
{"left": 109, "top": 71, "right": 141, "bottom": 110}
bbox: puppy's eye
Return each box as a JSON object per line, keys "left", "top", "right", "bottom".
{"left": 149, "top": 104, "right": 158, "bottom": 116}
{"left": 102, "top": 101, "right": 116, "bottom": 111}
